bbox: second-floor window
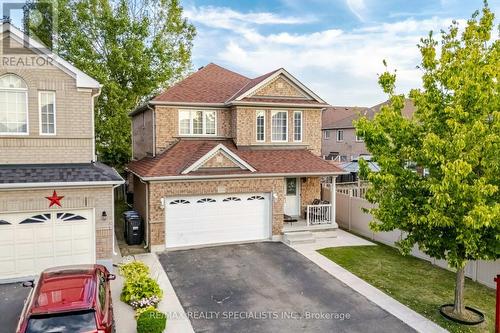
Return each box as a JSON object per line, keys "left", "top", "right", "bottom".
{"left": 324, "top": 130, "right": 331, "bottom": 139}
{"left": 39, "top": 91, "right": 56, "bottom": 135}
{"left": 179, "top": 110, "right": 216, "bottom": 136}
{"left": 256, "top": 110, "right": 265, "bottom": 142}
{"left": 293, "top": 111, "right": 302, "bottom": 142}
{"left": 336, "top": 129, "right": 344, "bottom": 141}
{"left": 271, "top": 110, "right": 287, "bottom": 142}
{"left": 0, "top": 74, "right": 28, "bottom": 135}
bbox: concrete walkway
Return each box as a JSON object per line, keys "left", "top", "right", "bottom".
{"left": 290, "top": 229, "right": 448, "bottom": 333}
{"left": 111, "top": 240, "right": 194, "bottom": 333}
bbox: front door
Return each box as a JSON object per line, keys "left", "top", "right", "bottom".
{"left": 284, "top": 178, "right": 300, "bottom": 216}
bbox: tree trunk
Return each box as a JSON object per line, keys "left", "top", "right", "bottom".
{"left": 453, "top": 266, "right": 465, "bottom": 315}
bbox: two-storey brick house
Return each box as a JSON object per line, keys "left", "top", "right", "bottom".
{"left": 0, "top": 23, "right": 123, "bottom": 281}
{"left": 128, "top": 63, "right": 344, "bottom": 250}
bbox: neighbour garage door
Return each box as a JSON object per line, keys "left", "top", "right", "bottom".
{"left": 0, "top": 209, "right": 94, "bottom": 280}
{"left": 165, "top": 193, "right": 271, "bottom": 248}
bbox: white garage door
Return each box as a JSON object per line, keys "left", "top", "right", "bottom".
{"left": 165, "top": 193, "right": 271, "bottom": 248}
{"left": 0, "top": 209, "right": 95, "bottom": 280}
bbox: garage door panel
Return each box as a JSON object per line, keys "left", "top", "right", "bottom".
{"left": 0, "top": 228, "right": 14, "bottom": 242}
{"left": 0, "top": 209, "right": 94, "bottom": 280}
{"left": 15, "top": 228, "right": 35, "bottom": 243}
{"left": 73, "top": 239, "right": 91, "bottom": 253}
{"left": 0, "top": 260, "right": 16, "bottom": 275}
{"left": 166, "top": 193, "right": 270, "bottom": 248}
{"left": 0, "top": 244, "right": 15, "bottom": 260}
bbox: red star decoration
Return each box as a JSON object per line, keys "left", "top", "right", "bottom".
{"left": 46, "top": 190, "right": 64, "bottom": 208}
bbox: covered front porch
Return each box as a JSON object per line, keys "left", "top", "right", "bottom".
{"left": 282, "top": 176, "right": 338, "bottom": 232}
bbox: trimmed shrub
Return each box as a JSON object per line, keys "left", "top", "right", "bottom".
{"left": 118, "top": 261, "right": 149, "bottom": 280}
{"left": 135, "top": 305, "right": 156, "bottom": 320}
{"left": 120, "top": 276, "right": 163, "bottom": 307}
{"left": 136, "top": 308, "right": 167, "bottom": 333}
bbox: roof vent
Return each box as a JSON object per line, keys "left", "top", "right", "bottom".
{"left": 198, "top": 66, "right": 204, "bottom": 71}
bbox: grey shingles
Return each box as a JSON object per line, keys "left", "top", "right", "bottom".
{"left": 0, "top": 162, "right": 123, "bottom": 184}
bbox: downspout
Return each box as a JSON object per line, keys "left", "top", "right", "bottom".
{"left": 148, "top": 103, "right": 156, "bottom": 157}
{"left": 91, "top": 88, "right": 102, "bottom": 162}
{"left": 111, "top": 183, "right": 121, "bottom": 256}
{"left": 140, "top": 178, "right": 150, "bottom": 249}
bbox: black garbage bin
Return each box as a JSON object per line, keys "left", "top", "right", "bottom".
{"left": 123, "top": 210, "right": 143, "bottom": 245}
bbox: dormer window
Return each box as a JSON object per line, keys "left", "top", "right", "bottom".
{"left": 0, "top": 74, "right": 28, "bottom": 135}
{"left": 179, "top": 110, "right": 216, "bottom": 136}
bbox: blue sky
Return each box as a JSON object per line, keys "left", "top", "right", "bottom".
{"left": 182, "top": 0, "right": 500, "bottom": 106}
{"left": 3, "top": 0, "right": 499, "bottom": 106}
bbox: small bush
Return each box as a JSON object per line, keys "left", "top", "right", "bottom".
{"left": 118, "top": 261, "right": 149, "bottom": 280}
{"left": 135, "top": 305, "right": 156, "bottom": 320}
{"left": 120, "top": 276, "right": 163, "bottom": 307}
{"left": 136, "top": 309, "right": 167, "bottom": 333}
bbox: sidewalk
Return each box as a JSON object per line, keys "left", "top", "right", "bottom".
{"left": 289, "top": 229, "right": 448, "bottom": 333}
{"left": 111, "top": 240, "right": 194, "bottom": 333}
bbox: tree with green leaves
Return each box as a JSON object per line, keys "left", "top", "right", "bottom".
{"left": 27, "top": 0, "right": 195, "bottom": 170}
{"left": 356, "top": 3, "right": 499, "bottom": 321}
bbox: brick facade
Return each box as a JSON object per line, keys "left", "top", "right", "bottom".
{"left": 233, "top": 107, "right": 322, "bottom": 155}
{"left": 0, "top": 186, "right": 114, "bottom": 260}
{"left": 253, "top": 75, "right": 305, "bottom": 97}
{"left": 144, "top": 177, "right": 285, "bottom": 248}
{"left": 200, "top": 151, "right": 240, "bottom": 169}
{"left": 0, "top": 37, "right": 95, "bottom": 164}
{"left": 151, "top": 107, "right": 232, "bottom": 156}
{"left": 132, "top": 108, "right": 154, "bottom": 159}
{"left": 299, "top": 177, "right": 321, "bottom": 218}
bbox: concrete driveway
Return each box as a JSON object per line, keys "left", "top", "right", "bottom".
{"left": 0, "top": 282, "right": 31, "bottom": 332}
{"left": 158, "top": 242, "right": 415, "bottom": 333}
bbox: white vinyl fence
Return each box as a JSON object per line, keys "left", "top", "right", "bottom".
{"left": 325, "top": 183, "right": 500, "bottom": 289}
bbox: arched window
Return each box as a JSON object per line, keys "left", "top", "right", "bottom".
{"left": 0, "top": 74, "right": 28, "bottom": 134}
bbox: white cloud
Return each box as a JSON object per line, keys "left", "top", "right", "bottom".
{"left": 184, "top": 6, "right": 316, "bottom": 30}
{"left": 346, "top": 0, "right": 367, "bottom": 22}
{"left": 189, "top": 6, "right": 467, "bottom": 106}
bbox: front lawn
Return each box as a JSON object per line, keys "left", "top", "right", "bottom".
{"left": 318, "top": 244, "right": 495, "bottom": 333}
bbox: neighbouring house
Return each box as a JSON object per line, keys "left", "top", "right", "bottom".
{"left": 322, "top": 99, "right": 415, "bottom": 161}
{"left": 0, "top": 22, "right": 123, "bottom": 281}
{"left": 127, "top": 63, "right": 345, "bottom": 250}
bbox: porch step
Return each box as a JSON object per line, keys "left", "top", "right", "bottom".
{"left": 283, "top": 231, "right": 316, "bottom": 245}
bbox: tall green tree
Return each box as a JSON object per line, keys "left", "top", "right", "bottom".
{"left": 28, "top": 0, "right": 195, "bottom": 169}
{"left": 356, "top": 3, "right": 499, "bottom": 320}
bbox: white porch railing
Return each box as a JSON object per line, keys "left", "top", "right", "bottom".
{"left": 306, "top": 204, "right": 332, "bottom": 225}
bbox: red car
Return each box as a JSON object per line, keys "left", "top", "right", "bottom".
{"left": 16, "top": 265, "right": 116, "bottom": 333}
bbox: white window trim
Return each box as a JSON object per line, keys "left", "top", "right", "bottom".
{"left": 336, "top": 129, "right": 344, "bottom": 142}
{"left": 355, "top": 135, "right": 364, "bottom": 142}
{"left": 271, "top": 110, "right": 288, "bottom": 143}
{"left": 178, "top": 110, "right": 217, "bottom": 136}
{"left": 293, "top": 110, "right": 302, "bottom": 142}
{"left": 255, "top": 110, "right": 265, "bottom": 142}
{"left": 0, "top": 76, "right": 29, "bottom": 136}
{"left": 324, "top": 130, "right": 331, "bottom": 140}
{"left": 38, "top": 91, "right": 56, "bottom": 136}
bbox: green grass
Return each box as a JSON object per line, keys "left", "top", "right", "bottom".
{"left": 318, "top": 244, "right": 496, "bottom": 333}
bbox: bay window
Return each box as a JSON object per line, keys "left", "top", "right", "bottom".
{"left": 271, "top": 111, "right": 287, "bottom": 142}
{"left": 178, "top": 110, "right": 216, "bottom": 135}
{"left": 0, "top": 74, "right": 28, "bottom": 135}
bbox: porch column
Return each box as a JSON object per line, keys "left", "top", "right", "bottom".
{"left": 331, "top": 176, "right": 339, "bottom": 228}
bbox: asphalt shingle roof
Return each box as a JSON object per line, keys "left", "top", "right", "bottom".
{"left": 128, "top": 139, "right": 344, "bottom": 178}
{"left": 0, "top": 162, "right": 123, "bottom": 184}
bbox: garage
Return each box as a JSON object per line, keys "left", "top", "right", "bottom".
{"left": 0, "top": 209, "right": 94, "bottom": 280}
{"left": 165, "top": 193, "right": 271, "bottom": 248}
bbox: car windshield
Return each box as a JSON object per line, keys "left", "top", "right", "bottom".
{"left": 26, "top": 310, "right": 97, "bottom": 333}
